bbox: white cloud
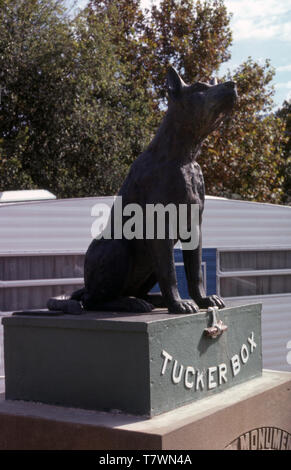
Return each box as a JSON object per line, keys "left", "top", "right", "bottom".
{"left": 275, "top": 81, "right": 291, "bottom": 89}
{"left": 224, "top": 0, "right": 291, "bottom": 19}
{"left": 224, "top": 0, "right": 291, "bottom": 42}
{"left": 233, "top": 19, "right": 277, "bottom": 40}
{"left": 277, "top": 64, "right": 291, "bottom": 72}
{"left": 276, "top": 64, "right": 291, "bottom": 72}
{"left": 141, "top": 1, "right": 291, "bottom": 42}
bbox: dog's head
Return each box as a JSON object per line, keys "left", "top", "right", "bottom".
{"left": 166, "top": 67, "right": 237, "bottom": 141}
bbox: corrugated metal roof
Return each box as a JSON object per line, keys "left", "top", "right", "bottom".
{"left": 0, "top": 195, "right": 290, "bottom": 254}
{"left": 225, "top": 295, "right": 291, "bottom": 372}
{"left": 203, "top": 197, "right": 291, "bottom": 249}
{"left": 0, "top": 189, "right": 56, "bottom": 203}
{"left": 0, "top": 196, "right": 112, "bottom": 254}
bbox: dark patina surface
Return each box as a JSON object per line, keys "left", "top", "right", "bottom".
{"left": 48, "top": 67, "right": 237, "bottom": 314}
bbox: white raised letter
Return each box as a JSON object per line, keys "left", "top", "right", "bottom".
{"left": 248, "top": 332, "right": 257, "bottom": 353}
{"left": 172, "top": 360, "right": 183, "bottom": 384}
{"left": 208, "top": 366, "right": 217, "bottom": 390}
{"left": 218, "top": 363, "right": 228, "bottom": 385}
{"left": 161, "top": 350, "right": 173, "bottom": 375}
{"left": 231, "top": 354, "right": 241, "bottom": 376}
{"left": 185, "top": 366, "right": 195, "bottom": 389}
{"left": 240, "top": 344, "right": 249, "bottom": 364}
{"left": 196, "top": 369, "right": 204, "bottom": 391}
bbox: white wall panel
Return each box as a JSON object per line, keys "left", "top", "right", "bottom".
{"left": 1, "top": 196, "right": 291, "bottom": 373}
{"left": 225, "top": 295, "right": 291, "bottom": 372}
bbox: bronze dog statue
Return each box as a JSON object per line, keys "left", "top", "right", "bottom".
{"left": 48, "top": 67, "right": 237, "bottom": 314}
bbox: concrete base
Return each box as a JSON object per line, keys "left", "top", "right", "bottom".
{"left": 0, "top": 370, "right": 290, "bottom": 450}
{"left": 2, "top": 304, "right": 262, "bottom": 417}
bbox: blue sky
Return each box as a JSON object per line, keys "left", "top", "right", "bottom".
{"left": 220, "top": 0, "right": 291, "bottom": 109}
{"left": 69, "top": 0, "right": 291, "bottom": 109}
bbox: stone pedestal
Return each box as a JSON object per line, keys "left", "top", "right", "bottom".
{"left": 0, "top": 370, "right": 290, "bottom": 450}
{"left": 2, "top": 304, "right": 262, "bottom": 416}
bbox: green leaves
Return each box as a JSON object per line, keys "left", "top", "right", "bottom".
{"left": 198, "top": 59, "right": 286, "bottom": 204}
{"left": 276, "top": 100, "right": 291, "bottom": 204}
{"left": 0, "top": 0, "right": 288, "bottom": 204}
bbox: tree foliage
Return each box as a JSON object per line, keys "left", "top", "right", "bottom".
{"left": 0, "top": 0, "right": 154, "bottom": 196}
{"left": 0, "top": 0, "right": 78, "bottom": 193}
{"left": 54, "top": 5, "right": 155, "bottom": 196}
{"left": 201, "top": 59, "right": 286, "bottom": 203}
{"left": 142, "top": 0, "right": 232, "bottom": 101}
{"left": 277, "top": 99, "right": 291, "bottom": 204}
{"left": 0, "top": 0, "right": 287, "bottom": 203}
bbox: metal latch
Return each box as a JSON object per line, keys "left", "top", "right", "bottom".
{"left": 204, "top": 306, "right": 228, "bottom": 339}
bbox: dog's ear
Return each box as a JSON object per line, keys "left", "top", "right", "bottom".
{"left": 210, "top": 77, "right": 218, "bottom": 85}
{"left": 166, "top": 66, "right": 185, "bottom": 100}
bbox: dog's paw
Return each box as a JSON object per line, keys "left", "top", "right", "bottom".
{"left": 47, "top": 298, "right": 83, "bottom": 315}
{"left": 195, "top": 295, "right": 225, "bottom": 309}
{"left": 168, "top": 300, "right": 199, "bottom": 314}
{"left": 125, "top": 298, "right": 154, "bottom": 313}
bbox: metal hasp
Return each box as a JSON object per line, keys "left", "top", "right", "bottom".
{"left": 204, "top": 306, "right": 228, "bottom": 339}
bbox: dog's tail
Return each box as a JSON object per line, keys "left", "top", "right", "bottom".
{"left": 47, "top": 287, "right": 85, "bottom": 315}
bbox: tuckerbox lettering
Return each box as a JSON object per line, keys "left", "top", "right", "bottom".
{"left": 161, "top": 332, "right": 257, "bottom": 391}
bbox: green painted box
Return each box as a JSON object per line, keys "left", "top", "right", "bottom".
{"left": 2, "top": 304, "right": 262, "bottom": 416}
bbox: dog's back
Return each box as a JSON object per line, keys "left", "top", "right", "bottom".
{"left": 48, "top": 67, "right": 237, "bottom": 314}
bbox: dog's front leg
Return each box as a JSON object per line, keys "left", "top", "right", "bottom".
{"left": 182, "top": 230, "right": 225, "bottom": 309}
{"left": 147, "top": 239, "right": 199, "bottom": 314}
